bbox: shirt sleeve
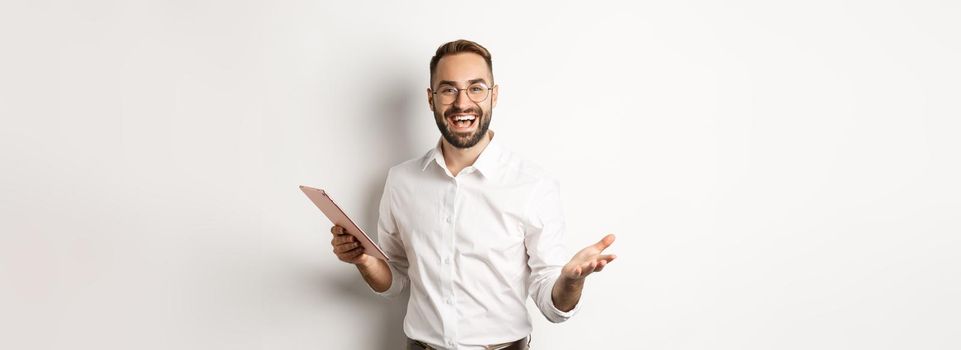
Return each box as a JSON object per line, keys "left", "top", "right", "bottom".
{"left": 368, "top": 169, "right": 410, "bottom": 298}
{"left": 524, "top": 177, "right": 581, "bottom": 323}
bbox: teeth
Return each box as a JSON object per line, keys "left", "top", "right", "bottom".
{"left": 453, "top": 115, "right": 476, "bottom": 121}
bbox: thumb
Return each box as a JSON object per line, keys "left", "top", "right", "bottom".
{"left": 592, "top": 234, "right": 616, "bottom": 251}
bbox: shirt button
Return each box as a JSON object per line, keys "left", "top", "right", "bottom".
{"left": 445, "top": 216, "right": 452, "bottom": 223}
{"left": 443, "top": 257, "right": 450, "bottom": 264}
{"left": 446, "top": 298, "right": 452, "bottom": 305}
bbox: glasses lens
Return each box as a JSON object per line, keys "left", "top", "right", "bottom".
{"left": 467, "top": 83, "right": 489, "bottom": 103}
{"left": 436, "top": 85, "right": 458, "bottom": 105}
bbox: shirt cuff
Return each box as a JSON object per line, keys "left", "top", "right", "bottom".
{"left": 539, "top": 275, "right": 582, "bottom": 323}
{"left": 546, "top": 295, "right": 581, "bottom": 322}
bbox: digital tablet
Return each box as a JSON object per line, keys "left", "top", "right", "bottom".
{"left": 299, "top": 185, "right": 390, "bottom": 261}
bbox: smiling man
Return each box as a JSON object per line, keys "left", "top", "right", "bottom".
{"left": 329, "top": 39, "right": 617, "bottom": 350}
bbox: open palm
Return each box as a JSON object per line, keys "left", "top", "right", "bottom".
{"left": 562, "top": 234, "right": 617, "bottom": 280}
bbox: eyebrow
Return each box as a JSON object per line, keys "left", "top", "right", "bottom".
{"left": 436, "top": 78, "right": 489, "bottom": 87}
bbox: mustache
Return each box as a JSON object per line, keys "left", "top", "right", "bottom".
{"left": 444, "top": 107, "right": 481, "bottom": 118}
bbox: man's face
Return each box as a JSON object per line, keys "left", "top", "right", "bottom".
{"left": 428, "top": 53, "right": 498, "bottom": 149}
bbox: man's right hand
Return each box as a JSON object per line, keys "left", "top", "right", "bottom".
{"left": 330, "top": 225, "right": 371, "bottom": 265}
{"left": 330, "top": 225, "right": 393, "bottom": 293}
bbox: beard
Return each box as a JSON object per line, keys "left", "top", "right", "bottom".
{"left": 433, "top": 103, "right": 492, "bottom": 149}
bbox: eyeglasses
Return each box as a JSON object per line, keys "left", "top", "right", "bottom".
{"left": 431, "top": 82, "right": 494, "bottom": 105}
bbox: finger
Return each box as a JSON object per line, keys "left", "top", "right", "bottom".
{"left": 591, "top": 255, "right": 617, "bottom": 272}
{"left": 595, "top": 259, "right": 608, "bottom": 272}
{"left": 595, "top": 254, "right": 617, "bottom": 263}
{"left": 592, "top": 234, "right": 616, "bottom": 251}
{"left": 336, "top": 242, "right": 362, "bottom": 253}
{"left": 337, "top": 246, "right": 364, "bottom": 260}
{"left": 334, "top": 243, "right": 360, "bottom": 253}
{"left": 578, "top": 260, "right": 597, "bottom": 277}
{"left": 333, "top": 242, "right": 361, "bottom": 253}
{"left": 342, "top": 246, "right": 364, "bottom": 258}
{"left": 346, "top": 251, "right": 368, "bottom": 264}
{"left": 344, "top": 249, "right": 366, "bottom": 262}
{"left": 564, "top": 263, "right": 584, "bottom": 279}
{"left": 331, "top": 225, "right": 348, "bottom": 235}
{"left": 332, "top": 235, "right": 356, "bottom": 245}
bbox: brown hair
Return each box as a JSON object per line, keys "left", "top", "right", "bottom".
{"left": 429, "top": 39, "right": 493, "bottom": 87}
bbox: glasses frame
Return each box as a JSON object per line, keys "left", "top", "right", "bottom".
{"left": 430, "top": 82, "right": 495, "bottom": 105}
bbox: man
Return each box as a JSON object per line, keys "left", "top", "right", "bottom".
{"left": 329, "top": 39, "right": 617, "bottom": 350}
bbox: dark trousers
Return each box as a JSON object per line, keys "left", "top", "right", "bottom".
{"left": 406, "top": 336, "right": 530, "bottom": 350}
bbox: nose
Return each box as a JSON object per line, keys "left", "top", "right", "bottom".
{"left": 452, "top": 88, "right": 473, "bottom": 110}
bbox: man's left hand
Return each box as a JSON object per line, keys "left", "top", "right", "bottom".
{"left": 561, "top": 234, "right": 617, "bottom": 280}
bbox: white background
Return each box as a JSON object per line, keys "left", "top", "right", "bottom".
{"left": 1, "top": 1, "right": 959, "bottom": 349}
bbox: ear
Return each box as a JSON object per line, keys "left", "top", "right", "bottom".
{"left": 426, "top": 88, "right": 434, "bottom": 112}
{"left": 491, "top": 84, "right": 499, "bottom": 109}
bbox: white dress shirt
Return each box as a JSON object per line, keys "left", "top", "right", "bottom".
{"left": 370, "top": 131, "right": 579, "bottom": 349}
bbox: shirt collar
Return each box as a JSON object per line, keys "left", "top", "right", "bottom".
{"left": 420, "top": 131, "right": 502, "bottom": 179}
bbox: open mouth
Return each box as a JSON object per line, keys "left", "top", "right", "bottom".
{"left": 448, "top": 114, "right": 478, "bottom": 132}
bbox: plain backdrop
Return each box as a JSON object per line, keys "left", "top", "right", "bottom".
{"left": 1, "top": 1, "right": 959, "bottom": 349}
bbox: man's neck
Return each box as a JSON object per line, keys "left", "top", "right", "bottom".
{"left": 441, "top": 130, "right": 493, "bottom": 177}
